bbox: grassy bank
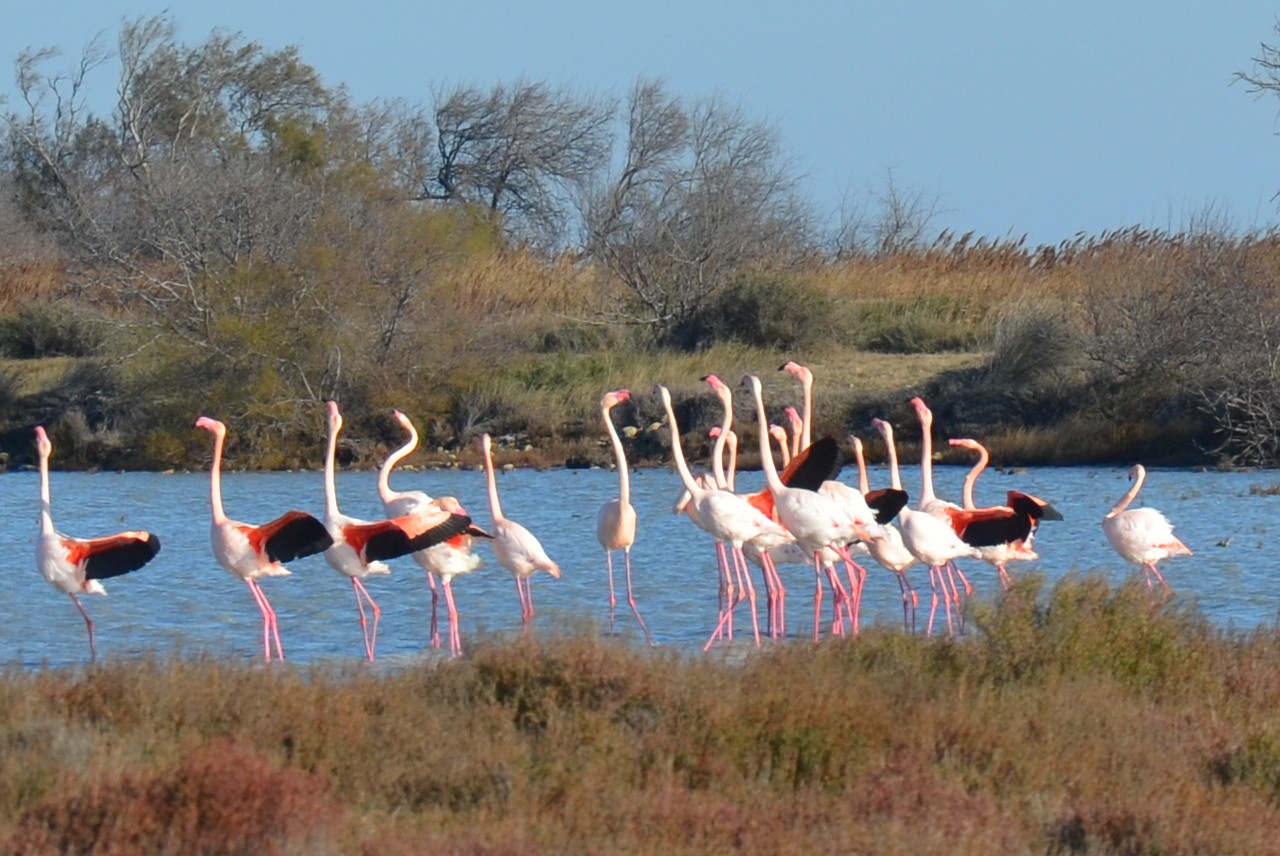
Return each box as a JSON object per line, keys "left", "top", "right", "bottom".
{"left": 2, "top": 574, "right": 1278, "bottom": 853}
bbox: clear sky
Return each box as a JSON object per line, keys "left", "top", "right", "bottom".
{"left": 3, "top": 1, "right": 1280, "bottom": 248}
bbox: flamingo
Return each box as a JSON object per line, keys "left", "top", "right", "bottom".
{"left": 1102, "top": 464, "right": 1192, "bottom": 592}
{"left": 850, "top": 433, "right": 920, "bottom": 632}
{"left": 768, "top": 424, "right": 792, "bottom": 468}
{"left": 704, "top": 374, "right": 790, "bottom": 639}
{"left": 947, "top": 437, "right": 1063, "bottom": 589}
{"left": 34, "top": 425, "right": 161, "bottom": 662}
{"left": 480, "top": 433, "right": 562, "bottom": 626}
{"left": 873, "top": 417, "right": 980, "bottom": 636}
{"left": 596, "top": 389, "right": 653, "bottom": 644}
{"left": 377, "top": 408, "right": 489, "bottom": 656}
{"left": 744, "top": 373, "right": 874, "bottom": 639}
{"left": 779, "top": 360, "right": 814, "bottom": 451}
{"left": 656, "top": 383, "right": 790, "bottom": 648}
{"left": 196, "top": 416, "right": 333, "bottom": 662}
{"left": 321, "top": 401, "right": 478, "bottom": 661}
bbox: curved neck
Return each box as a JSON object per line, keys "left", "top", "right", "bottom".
{"left": 208, "top": 428, "right": 228, "bottom": 525}
{"left": 749, "top": 379, "right": 787, "bottom": 495}
{"left": 603, "top": 403, "right": 631, "bottom": 505}
{"left": 377, "top": 418, "right": 418, "bottom": 504}
{"left": 658, "top": 390, "right": 703, "bottom": 497}
{"left": 710, "top": 390, "right": 733, "bottom": 490}
{"left": 1106, "top": 465, "right": 1146, "bottom": 518}
{"left": 851, "top": 436, "right": 869, "bottom": 495}
{"left": 724, "top": 431, "right": 737, "bottom": 492}
{"left": 770, "top": 426, "right": 791, "bottom": 468}
{"left": 324, "top": 416, "right": 341, "bottom": 517}
{"left": 961, "top": 445, "right": 989, "bottom": 509}
{"left": 482, "top": 439, "right": 505, "bottom": 521}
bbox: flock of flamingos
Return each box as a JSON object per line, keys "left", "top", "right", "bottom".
{"left": 33, "top": 362, "right": 1193, "bottom": 664}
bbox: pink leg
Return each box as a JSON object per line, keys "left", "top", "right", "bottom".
{"left": 352, "top": 577, "right": 381, "bottom": 661}
{"left": 247, "top": 580, "right": 283, "bottom": 662}
{"left": 812, "top": 557, "right": 824, "bottom": 641}
{"left": 997, "top": 563, "right": 1012, "bottom": 590}
{"left": 823, "top": 563, "right": 849, "bottom": 637}
{"left": 731, "top": 546, "right": 761, "bottom": 647}
{"left": 442, "top": 580, "right": 462, "bottom": 656}
{"left": 69, "top": 593, "right": 96, "bottom": 663}
{"left": 714, "top": 541, "right": 734, "bottom": 640}
{"left": 761, "top": 552, "right": 786, "bottom": 639}
{"left": 622, "top": 549, "right": 654, "bottom": 645}
{"left": 897, "top": 571, "right": 919, "bottom": 634}
{"left": 1146, "top": 562, "right": 1172, "bottom": 594}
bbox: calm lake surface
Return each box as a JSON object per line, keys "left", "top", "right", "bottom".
{"left": 7, "top": 462, "right": 1276, "bottom": 668}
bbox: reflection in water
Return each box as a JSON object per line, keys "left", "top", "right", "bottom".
{"left": 0, "top": 463, "right": 1271, "bottom": 668}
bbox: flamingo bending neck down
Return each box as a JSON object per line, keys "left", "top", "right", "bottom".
{"left": 1102, "top": 464, "right": 1192, "bottom": 593}
{"left": 35, "top": 426, "right": 161, "bottom": 662}
{"left": 597, "top": 389, "right": 653, "bottom": 644}
{"left": 480, "top": 433, "right": 561, "bottom": 627}
{"left": 197, "top": 416, "right": 333, "bottom": 662}
{"left": 322, "top": 401, "right": 479, "bottom": 660}
{"left": 377, "top": 408, "right": 490, "bottom": 657}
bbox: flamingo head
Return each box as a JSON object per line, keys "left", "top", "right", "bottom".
{"left": 195, "top": 416, "right": 226, "bottom": 437}
{"left": 778, "top": 361, "right": 813, "bottom": 384}
{"left": 326, "top": 400, "right": 343, "bottom": 430}
{"left": 948, "top": 438, "right": 981, "bottom": 452}
{"left": 479, "top": 433, "right": 493, "bottom": 455}
{"left": 33, "top": 425, "right": 51, "bottom": 459}
{"left": 910, "top": 397, "right": 932, "bottom": 424}
{"left": 602, "top": 389, "right": 631, "bottom": 409}
{"left": 847, "top": 434, "right": 863, "bottom": 455}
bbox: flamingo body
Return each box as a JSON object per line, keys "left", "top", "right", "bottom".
{"left": 1103, "top": 464, "right": 1191, "bottom": 591}
{"left": 35, "top": 426, "right": 161, "bottom": 661}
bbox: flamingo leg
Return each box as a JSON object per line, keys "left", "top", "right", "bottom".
{"left": 442, "top": 579, "right": 462, "bottom": 656}
{"left": 997, "top": 562, "right": 1012, "bottom": 590}
{"left": 605, "top": 549, "right": 618, "bottom": 634}
{"left": 623, "top": 548, "right": 654, "bottom": 645}
{"left": 352, "top": 577, "right": 381, "bottom": 661}
{"left": 425, "top": 571, "right": 441, "bottom": 649}
{"left": 69, "top": 593, "right": 96, "bottom": 663}
{"left": 732, "top": 546, "right": 761, "bottom": 647}
{"left": 823, "top": 563, "right": 849, "bottom": 637}
{"left": 811, "top": 555, "right": 824, "bottom": 641}
{"left": 246, "top": 580, "right": 283, "bottom": 662}
{"left": 761, "top": 552, "right": 786, "bottom": 640}
{"left": 897, "top": 571, "right": 919, "bottom": 634}
{"left": 715, "top": 541, "right": 734, "bottom": 640}
{"left": 1146, "top": 562, "right": 1172, "bottom": 595}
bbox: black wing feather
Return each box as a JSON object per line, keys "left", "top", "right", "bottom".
{"left": 84, "top": 533, "right": 162, "bottom": 581}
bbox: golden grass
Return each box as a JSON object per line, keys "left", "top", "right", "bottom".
{"left": 1, "top": 577, "right": 1280, "bottom": 852}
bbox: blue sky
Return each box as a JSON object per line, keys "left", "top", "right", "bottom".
{"left": 3, "top": 1, "right": 1279, "bottom": 247}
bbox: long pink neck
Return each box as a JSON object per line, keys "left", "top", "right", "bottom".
{"left": 877, "top": 421, "right": 904, "bottom": 491}
{"left": 482, "top": 439, "right": 506, "bottom": 522}
{"left": 208, "top": 429, "right": 228, "bottom": 525}
{"left": 324, "top": 414, "right": 341, "bottom": 518}
{"left": 658, "top": 389, "right": 703, "bottom": 498}
{"left": 917, "top": 409, "right": 937, "bottom": 506}
{"left": 1106, "top": 465, "right": 1147, "bottom": 518}
{"left": 851, "top": 436, "right": 870, "bottom": 494}
{"left": 603, "top": 403, "right": 631, "bottom": 506}
{"left": 962, "top": 445, "right": 989, "bottom": 509}
{"left": 749, "top": 378, "right": 787, "bottom": 496}
{"left": 710, "top": 389, "right": 733, "bottom": 490}
{"left": 38, "top": 439, "right": 53, "bottom": 535}
{"left": 377, "top": 418, "right": 418, "bottom": 504}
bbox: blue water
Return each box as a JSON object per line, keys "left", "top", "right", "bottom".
{"left": 5, "top": 461, "right": 1275, "bottom": 668}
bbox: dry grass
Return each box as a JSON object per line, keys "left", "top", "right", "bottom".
{"left": 1, "top": 576, "right": 1280, "bottom": 853}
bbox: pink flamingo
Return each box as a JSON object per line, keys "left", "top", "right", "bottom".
{"left": 850, "top": 433, "right": 920, "bottom": 631}
{"left": 377, "top": 409, "right": 489, "bottom": 656}
{"left": 480, "top": 433, "right": 561, "bottom": 626}
{"left": 1103, "top": 464, "right": 1192, "bottom": 592}
{"left": 596, "top": 389, "right": 653, "bottom": 643}
{"left": 321, "top": 401, "right": 477, "bottom": 661}
{"left": 35, "top": 426, "right": 161, "bottom": 662}
{"left": 196, "top": 416, "right": 333, "bottom": 662}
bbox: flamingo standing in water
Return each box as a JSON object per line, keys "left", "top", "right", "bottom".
{"left": 196, "top": 416, "right": 333, "bottom": 662}
{"left": 377, "top": 409, "right": 490, "bottom": 656}
{"left": 744, "top": 374, "right": 874, "bottom": 639}
{"left": 947, "top": 437, "right": 1062, "bottom": 589}
{"left": 657, "top": 383, "right": 790, "bottom": 648}
{"left": 480, "top": 433, "right": 561, "bottom": 626}
{"left": 1103, "top": 464, "right": 1192, "bottom": 592}
{"left": 321, "top": 401, "right": 478, "bottom": 660}
{"left": 596, "top": 389, "right": 653, "bottom": 644}
{"left": 850, "top": 433, "right": 919, "bottom": 632}
{"left": 34, "top": 425, "right": 161, "bottom": 662}
{"left": 873, "top": 417, "right": 980, "bottom": 636}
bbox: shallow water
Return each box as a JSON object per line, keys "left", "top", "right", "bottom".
{"left": 5, "top": 461, "right": 1274, "bottom": 668}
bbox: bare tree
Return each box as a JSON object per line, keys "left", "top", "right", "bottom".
{"left": 831, "top": 170, "right": 942, "bottom": 259}
{"left": 423, "top": 80, "right": 614, "bottom": 246}
{"left": 583, "top": 79, "right": 812, "bottom": 347}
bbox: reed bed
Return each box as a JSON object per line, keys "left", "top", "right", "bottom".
{"left": 2, "top": 574, "right": 1278, "bottom": 854}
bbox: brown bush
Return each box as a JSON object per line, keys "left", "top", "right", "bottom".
{"left": 6, "top": 740, "right": 341, "bottom": 856}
